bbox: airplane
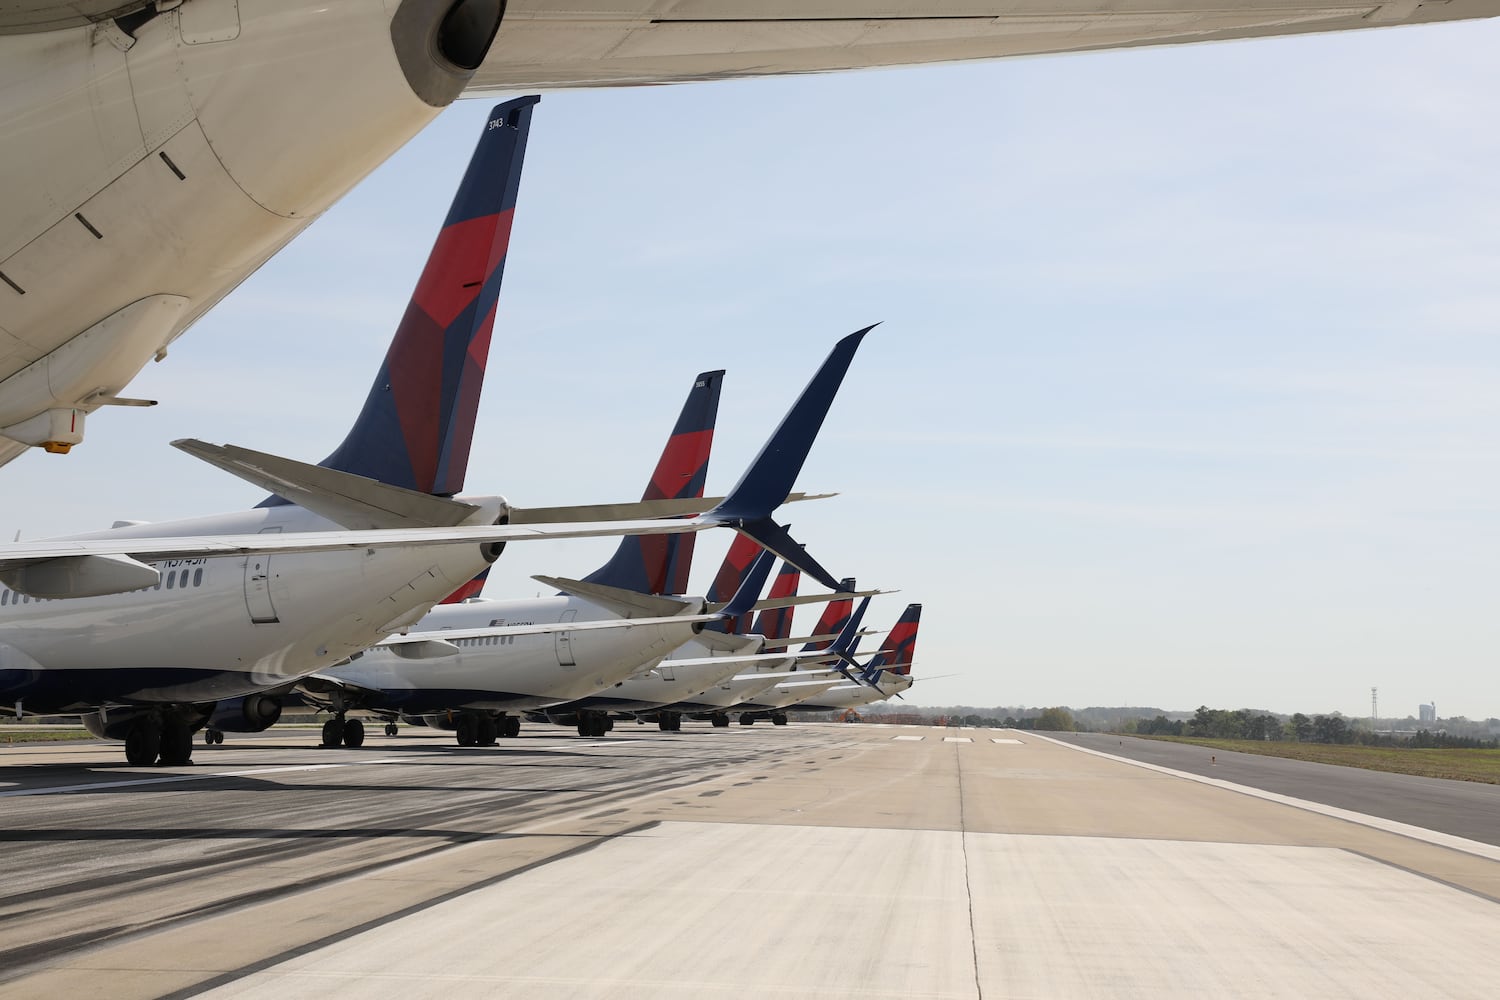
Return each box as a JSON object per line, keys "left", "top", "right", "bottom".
{"left": 0, "top": 96, "right": 872, "bottom": 765}
{"left": 234, "top": 366, "right": 787, "bottom": 748}
{"left": 788, "top": 603, "right": 923, "bottom": 714}
{"left": 4, "top": 1, "right": 1493, "bottom": 463}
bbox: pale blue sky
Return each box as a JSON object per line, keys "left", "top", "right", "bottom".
{"left": 8, "top": 20, "right": 1500, "bottom": 718}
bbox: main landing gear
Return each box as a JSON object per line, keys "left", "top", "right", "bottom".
{"left": 772, "top": 713, "right": 789, "bottom": 726}
{"left": 455, "top": 712, "right": 499, "bottom": 747}
{"left": 123, "top": 715, "right": 195, "bottom": 766}
{"left": 710, "top": 713, "right": 730, "bottom": 728}
{"left": 656, "top": 712, "right": 682, "bottom": 732}
{"left": 203, "top": 729, "right": 225, "bottom": 745}
{"left": 576, "top": 710, "right": 612, "bottom": 738}
{"left": 321, "top": 715, "right": 365, "bottom": 748}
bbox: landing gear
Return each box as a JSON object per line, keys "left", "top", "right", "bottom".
{"left": 342, "top": 718, "right": 366, "bottom": 748}
{"left": 501, "top": 716, "right": 520, "bottom": 738}
{"left": 203, "top": 729, "right": 225, "bottom": 745}
{"left": 321, "top": 717, "right": 345, "bottom": 747}
{"left": 384, "top": 723, "right": 399, "bottom": 737}
{"left": 124, "top": 722, "right": 161, "bottom": 766}
{"left": 455, "top": 714, "right": 478, "bottom": 747}
{"left": 657, "top": 712, "right": 682, "bottom": 732}
{"left": 577, "top": 711, "right": 609, "bottom": 737}
{"left": 711, "top": 713, "right": 730, "bottom": 728}
{"left": 739, "top": 715, "right": 756, "bottom": 726}
{"left": 477, "top": 715, "right": 498, "bottom": 747}
{"left": 772, "top": 714, "right": 789, "bottom": 726}
{"left": 158, "top": 720, "right": 194, "bottom": 765}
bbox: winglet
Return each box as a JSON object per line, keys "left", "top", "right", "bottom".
{"left": 718, "top": 549, "right": 778, "bottom": 621}
{"left": 705, "top": 326, "right": 874, "bottom": 590}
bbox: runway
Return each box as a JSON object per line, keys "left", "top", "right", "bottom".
{"left": 1, "top": 725, "right": 1498, "bottom": 997}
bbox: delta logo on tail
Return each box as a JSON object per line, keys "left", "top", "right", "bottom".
{"left": 302, "top": 96, "right": 541, "bottom": 500}
{"left": 750, "top": 561, "right": 800, "bottom": 641}
{"left": 870, "top": 603, "right": 922, "bottom": 675}
{"left": 801, "top": 577, "right": 856, "bottom": 651}
{"left": 582, "top": 369, "right": 724, "bottom": 595}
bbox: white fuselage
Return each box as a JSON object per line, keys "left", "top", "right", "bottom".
{"left": 0, "top": 497, "right": 505, "bottom": 711}
{"left": 326, "top": 596, "right": 706, "bottom": 715}
{"left": 789, "top": 674, "right": 914, "bottom": 713}
{"left": 669, "top": 655, "right": 797, "bottom": 714}
{"left": 560, "top": 635, "right": 763, "bottom": 714}
{"left": 737, "top": 678, "right": 846, "bottom": 713}
{"left": 0, "top": 1, "right": 470, "bottom": 463}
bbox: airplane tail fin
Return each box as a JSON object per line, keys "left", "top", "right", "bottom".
{"left": 705, "top": 326, "right": 872, "bottom": 590}
{"left": 750, "top": 561, "right": 801, "bottom": 641}
{"left": 717, "top": 550, "right": 778, "bottom": 622}
{"left": 581, "top": 369, "right": 725, "bottom": 595}
{"left": 868, "top": 603, "right": 922, "bottom": 676}
{"left": 704, "top": 533, "right": 765, "bottom": 634}
{"left": 441, "top": 566, "right": 490, "bottom": 604}
{"left": 800, "top": 577, "right": 856, "bottom": 652}
{"left": 285, "top": 95, "right": 540, "bottom": 502}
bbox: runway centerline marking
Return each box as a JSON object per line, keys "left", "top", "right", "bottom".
{"left": 944, "top": 737, "right": 973, "bottom": 743}
{"left": 1033, "top": 733, "right": 1500, "bottom": 864}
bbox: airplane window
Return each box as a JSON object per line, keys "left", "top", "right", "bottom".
{"left": 194, "top": 568, "right": 203, "bottom": 587}
{"left": 180, "top": 570, "right": 190, "bottom": 588}
{"left": 2, "top": 591, "right": 8, "bottom": 606}
{"left": 166, "top": 573, "right": 175, "bottom": 590}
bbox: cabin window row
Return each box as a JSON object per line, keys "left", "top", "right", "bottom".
{"left": 0, "top": 567, "right": 204, "bottom": 606}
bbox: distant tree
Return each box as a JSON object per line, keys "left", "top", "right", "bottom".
{"left": 1035, "top": 707, "right": 1075, "bottom": 732}
{"left": 1288, "top": 713, "right": 1312, "bottom": 742}
{"left": 1313, "top": 714, "right": 1351, "bottom": 744}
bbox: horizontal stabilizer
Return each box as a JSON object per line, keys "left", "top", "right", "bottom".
{"left": 531, "top": 575, "right": 700, "bottom": 619}
{"left": 175, "top": 440, "right": 479, "bottom": 530}
{"left": 510, "top": 491, "right": 831, "bottom": 524}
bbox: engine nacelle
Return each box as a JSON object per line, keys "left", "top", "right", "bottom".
{"left": 207, "top": 694, "right": 283, "bottom": 733}
{"left": 417, "top": 713, "right": 457, "bottom": 731}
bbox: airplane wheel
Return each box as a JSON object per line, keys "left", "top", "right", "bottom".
{"left": 158, "top": 722, "right": 193, "bottom": 766}
{"left": 478, "top": 716, "right": 498, "bottom": 746}
{"left": 384, "top": 723, "right": 398, "bottom": 737}
{"left": 502, "top": 716, "right": 520, "bottom": 738}
{"left": 343, "top": 719, "right": 366, "bottom": 748}
{"left": 575, "top": 719, "right": 590, "bottom": 737}
{"left": 589, "top": 713, "right": 609, "bottom": 738}
{"left": 321, "top": 718, "right": 345, "bottom": 748}
{"left": 712, "top": 714, "right": 729, "bottom": 729}
{"left": 669, "top": 714, "right": 683, "bottom": 732}
{"left": 657, "top": 716, "right": 672, "bottom": 732}
{"left": 772, "top": 714, "right": 788, "bottom": 726}
{"left": 605, "top": 716, "right": 615, "bottom": 732}
{"left": 124, "top": 724, "right": 161, "bottom": 766}
{"left": 455, "top": 715, "right": 477, "bottom": 747}
{"left": 739, "top": 716, "right": 755, "bottom": 726}
{"left": 203, "top": 729, "right": 222, "bottom": 745}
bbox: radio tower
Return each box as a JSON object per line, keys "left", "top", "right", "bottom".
{"left": 1371, "top": 687, "right": 1378, "bottom": 729}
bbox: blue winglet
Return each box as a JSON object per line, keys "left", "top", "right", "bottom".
{"left": 707, "top": 326, "right": 875, "bottom": 589}
{"left": 830, "top": 596, "right": 873, "bottom": 681}
{"left": 718, "top": 549, "right": 778, "bottom": 622}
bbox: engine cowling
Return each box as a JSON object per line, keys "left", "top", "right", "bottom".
{"left": 207, "top": 694, "right": 283, "bottom": 733}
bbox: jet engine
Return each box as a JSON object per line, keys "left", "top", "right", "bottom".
{"left": 206, "top": 694, "right": 283, "bottom": 734}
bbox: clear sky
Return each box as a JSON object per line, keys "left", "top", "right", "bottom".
{"left": 7, "top": 19, "right": 1500, "bottom": 719}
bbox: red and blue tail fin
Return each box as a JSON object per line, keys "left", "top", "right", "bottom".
{"left": 704, "top": 532, "right": 764, "bottom": 634}
{"left": 750, "top": 561, "right": 800, "bottom": 640}
{"left": 800, "top": 578, "right": 856, "bottom": 652}
{"left": 581, "top": 369, "right": 724, "bottom": 595}
{"left": 283, "top": 96, "right": 539, "bottom": 502}
{"left": 440, "top": 565, "right": 491, "bottom": 604}
{"left": 868, "top": 603, "right": 922, "bottom": 676}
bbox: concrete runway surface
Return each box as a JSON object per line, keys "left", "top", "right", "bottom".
{"left": 1, "top": 725, "right": 1498, "bottom": 998}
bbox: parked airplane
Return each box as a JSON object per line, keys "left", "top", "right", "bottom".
{"left": 226, "top": 366, "right": 755, "bottom": 747}
{"left": 4, "top": 1, "right": 1491, "bottom": 463}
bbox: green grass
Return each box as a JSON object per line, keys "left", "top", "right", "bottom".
{"left": 1143, "top": 736, "right": 1500, "bottom": 784}
{"left": 0, "top": 729, "right": 95, "bottom": 743}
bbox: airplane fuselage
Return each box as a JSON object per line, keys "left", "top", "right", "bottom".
{"left": 327, "top": 595, "right": 705, "bottom": 715}
{"left": 0, "top": 497, "right": 506, "bottom": 712}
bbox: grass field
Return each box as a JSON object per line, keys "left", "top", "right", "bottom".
{"left": 1148, "top": 736, "right": 1500, "bottom": 784}
{"left": 0, "top": 729, "right": 94, "bottom": 744}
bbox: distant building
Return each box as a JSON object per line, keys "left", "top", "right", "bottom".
{"left": 1419, "top": 703, "right": 1437, "bottom": 724}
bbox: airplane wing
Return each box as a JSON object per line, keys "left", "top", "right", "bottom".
{"left": 381, "top": 613, "right": 720, "bottom": 644}
{"left": 708, "top": 588, "right": 892, "bottom": 614}
{"left": 0, "top": 517, "right": 713, "bottom": 571}
{"left": 509, "top": 492, "right": 833, "bottom": 524}
{"left": 464, "top": 3, "right": 1500, "bottom": 92}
